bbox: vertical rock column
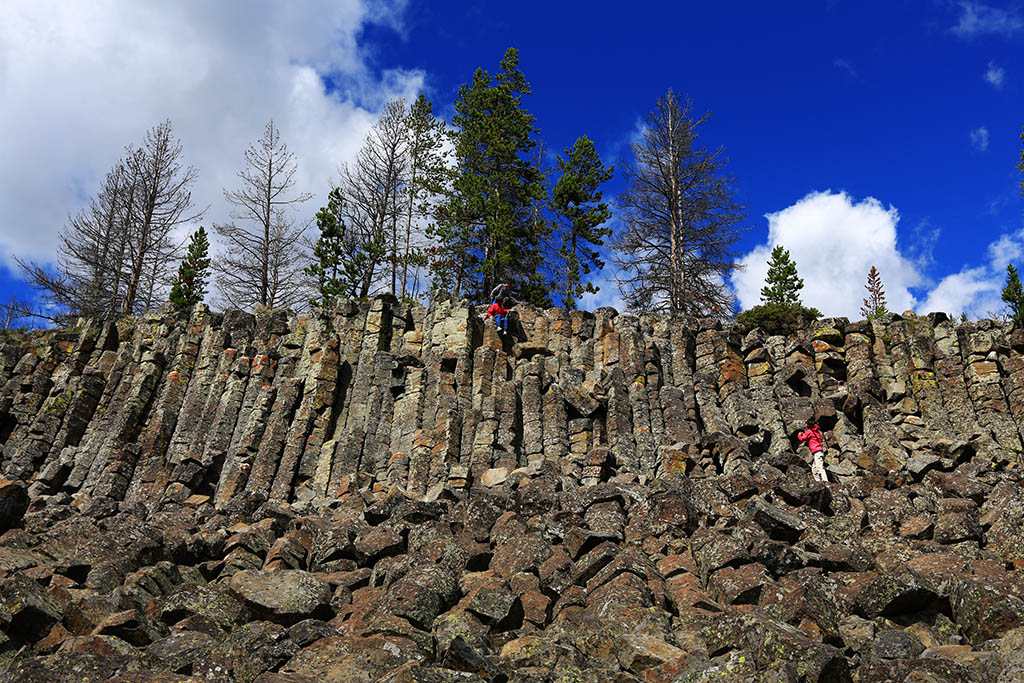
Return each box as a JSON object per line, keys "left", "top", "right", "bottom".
{"left": 120, "top": 307, "right": 208, "bottom": 502}
{"left": 325, "top": 297, "right": 396, "bottom": 495}
{"left": 958, "top": 321, "right": 1023, "bottom": 460}
{"left": 3, "top": 320, "right": 102, "bottom": 481}
{"left": 655, "top": 317, "right": 701, "bottom": 475}
{"left": 75, "top": 315, "right": 170, "bottom": 495}
{"left": 213, "top": 351, "right": 277, "bottom": 506}
{"left": 1, "top": 329, "right": 80, "bottom": 478}
{"left": 406, "top": 299, "right": 475, "bottom": 496}
{"left": 742, "top": 329, "right": 790, "bottom": 462}
{"left": 999, "top": 327, "right": 1024, "bottom": 465}
{"left": 619, "top": 316, "right": 657, "bottom": 477}
{"left": 270, "top": 317, "right": 340, "bottom": 502}
{"left": 933, "top": 319, "right": 999, "bottom": 463}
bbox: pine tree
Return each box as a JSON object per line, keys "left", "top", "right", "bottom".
{"left": 1002, "top": 263, "right": 1024, "bottom": 326}
{"left": 435, "top": 47, "right": 548, "bottom": 304}
{"left": 169, "top": 227, "right": 211, "bottom": 309}
{"left": 760, "top": 245, "right": 804, "bottom": 306}
{"left": 305, "top": 188, "right": 375, "bottom": 309}
{"left": 860, "top": 265, "right": 888, "bottom": 320}
{"left": 737, "top": 245, "right": 820, "bottom": 334}
{"left": 551, "top": 135, "right": 614, "bottom": 310}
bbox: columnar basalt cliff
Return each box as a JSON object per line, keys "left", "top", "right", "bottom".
{"left": 0, "top": 297, "right": 1023, "bottom": 681}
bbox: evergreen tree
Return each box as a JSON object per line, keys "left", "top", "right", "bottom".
{"left": 169, "top": 226, "right": 211, "bottom": 309}
{"left": 1002, "top": 263, "right": 1024, "bottom": 326}
{"left": 738, "top": 244, "right": 819, "bottom": 334}
{"left": 551, "top": 135, "right": 614, "bottom": 310}
{"left": 860, "top": 265, "right": 888, "bottom": 320}
{"left": 305, "top": 188, "right": 376, "bottom": 309}
{"left": 435, "top": 47, "right": 548, "bottom": 304}
{"left": 760, "top": 245, "right": 804, "bottom": 306}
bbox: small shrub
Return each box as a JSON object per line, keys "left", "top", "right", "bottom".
{"left": 736, "top": 303, "right": 822, "bottom": 336}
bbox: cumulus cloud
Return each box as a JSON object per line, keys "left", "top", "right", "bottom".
{"left": 970, "top": 126, "right": 990, "bottom": 151}
{"left": 916, "top": 227, "right": 1024, "bottom": 318}
{"left": 951, "top": 2, "right": 1024, "bottom": 37}
{"left": 731, "top": 191, "right": 923, "bottom": 319}
{"left": 0, "top": 1, "right": 421, "bottom": 270}
{"left": 985, "top": 60, "right": 1006, "bottom": 88}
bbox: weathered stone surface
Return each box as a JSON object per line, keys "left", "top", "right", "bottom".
{"left": 0, "top": 572, "right": 64, "bottom": 644}
{"left": 192, "top": 620, "right": 298, "bottom": 681}
{"left": 4, "top": 299, "right": 1024, "bottom": 680}
{"left": 159, "top": 582, "right": 250, "bottom": 630}
{"left": 227, "top": 570, "right": 333, "bottom": 626}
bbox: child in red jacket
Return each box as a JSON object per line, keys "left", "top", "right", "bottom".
{"left": 487, "top": 298, "right": 509, "bottom": 335}
{"left": 798, "top": 419, "right": 828, "bottom": 483}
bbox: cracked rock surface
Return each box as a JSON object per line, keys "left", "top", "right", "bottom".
{"left": 0, "top": 299, "right": 1023, "bottom": 680}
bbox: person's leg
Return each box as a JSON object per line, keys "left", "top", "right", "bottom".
{"left": 811, "top": 449, "right": 828, "bottom": 483}
{"left": 496, "top": 313, "right": 505, "bottom": 333}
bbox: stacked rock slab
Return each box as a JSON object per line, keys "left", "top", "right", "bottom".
{"left": 1, "top": 298, "right": 1024, "bottom": 680}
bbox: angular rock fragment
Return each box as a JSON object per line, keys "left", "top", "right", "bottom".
{"left": 227, "top": 570, "right": 333, "bottom": 626}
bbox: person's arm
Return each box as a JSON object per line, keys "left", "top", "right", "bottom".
{"left": 797, "top": 429, "right": 808, "bottom": 442}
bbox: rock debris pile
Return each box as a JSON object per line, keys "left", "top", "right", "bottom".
{"left": 0, "top": 296, "right": 1022, "bottom": 681}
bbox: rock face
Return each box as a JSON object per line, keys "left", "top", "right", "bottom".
{"left": 0, "top": 298, "right": 1023, "bottom": 680}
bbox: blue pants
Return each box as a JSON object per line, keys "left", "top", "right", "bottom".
{"left": 494, "top": 313, "right": 507, "bottom": 331}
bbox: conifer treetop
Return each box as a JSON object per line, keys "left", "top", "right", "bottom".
{"left": 760, "top": 244, "right": 804, "bottom": 307}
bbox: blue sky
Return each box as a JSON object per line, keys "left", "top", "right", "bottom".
{"left": 2, "top": 1, "right": 1022, "bottom": 321}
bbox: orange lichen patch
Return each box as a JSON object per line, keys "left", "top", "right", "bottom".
{"left": 718, "top": 358, "right": 746, "bottom": 384}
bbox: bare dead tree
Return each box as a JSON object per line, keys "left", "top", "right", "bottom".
{"left": 214, "top": 120, "right": 312, "bottom": 311}
{"left": 1, "top": 294, "right": 30, "bottom": 329}
{"left": 401, "top": 94, "right": 449, "bottom": 300}
{"left": 16, "top": 162, "right": 128, "bottom": 320}
{"left": 611, "top": 90, "right": 746, "bottom": 317}
{"left": 120, "top": 121, "right": 203, "bottom": 315}
{"left": 335, "top": 99, "right": 409, "bottom": 298}
{"left": 17, "top": 120, "right": 200, "bottom": 321}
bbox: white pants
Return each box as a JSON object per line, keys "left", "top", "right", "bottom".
{"left": 811, "top": 449, "right": 828, "bottom": 483}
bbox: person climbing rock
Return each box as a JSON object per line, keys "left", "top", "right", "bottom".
{"left": 489, "top": 282, "right": 511, "bottom": 304}
{"left": 798, "top": 418, "right": 828, "bottom": 483}
{"left": 487, "top": 297, "right": 510, "bottom": 335}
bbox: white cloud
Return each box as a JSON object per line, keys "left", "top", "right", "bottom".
{"left": 985, "top": 60, "right": 1006, "bottom": 88}
{"left": 916, "top": 267, "right": 999, "bottom": 318}
{"left": 731, "top": 191, "right": 923, "bottom": 319}
{"left": 0, "top": 1, "right": 422, "bottom": 271}
{"left": 578, "top": 274, "right": 627, "bottom": 312}
{"left": 917, "top": 228, "right": 1024, "bottom": 318}
{"left": 951, "top": 2, "right": 1024, "bottom": 37}
{"left": 970, "top": 126, "right": 990, "bottom": 151}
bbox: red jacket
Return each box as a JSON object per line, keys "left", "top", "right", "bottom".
{"left": 487, "top": 301, "right": 507, "bottom": 318}
{"left": 798, "top": 424, "right": 824, "bottom": 453}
